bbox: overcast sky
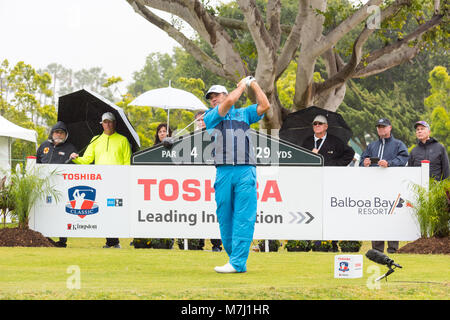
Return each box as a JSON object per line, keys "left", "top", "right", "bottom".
{"left": 0, "top": 0, "right": 181, "bottom": 92}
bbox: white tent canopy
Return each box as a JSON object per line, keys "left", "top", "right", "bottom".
{"left": 0, "top": 115, "right": 37, "bottom": 172}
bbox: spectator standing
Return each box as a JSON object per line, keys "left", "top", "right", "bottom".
{"left": 70, "top": 112, "right": 132, "bottom": 248}
{"left": 408, "top": 121, "right": 449, "bottom": 181}
{"left": 359, "top": 118, "right": 409, "bottom": 253}
{"left": 36, "top": 121, "right": 77, "bottom": 248}
{"left": 301, "top": 114, "right": 355, "bottom": 166}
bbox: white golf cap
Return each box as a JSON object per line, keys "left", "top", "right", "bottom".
{"left": 313, "top": 115, "right": 328, "bottom": 124}
{"left": 205, "top": 85, "right": 228, "bottom": 99}
{"left": 100, "top": 112, "right": 116, "bottom": 123}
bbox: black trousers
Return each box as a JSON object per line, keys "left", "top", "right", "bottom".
{"left": 372, "top": 241, "right": 398, "bottom": 252}
{"left": 106, "top": 238, "right": 120, "bottom": 246}
{"left": 198, "top": 239, "right": 222, "bottom": 248}
{"left": 211, "top": 239, "right": 222, "bottom": 248}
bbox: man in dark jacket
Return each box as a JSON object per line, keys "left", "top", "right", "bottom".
{"left": 36, "top": 121, "right": 77, "bottom": 247}
{"left": 359, "top": 118, "right": 409, "bottom": 253}
{"left": 360, "top": 118, "right": 409, "bottom": 168}
{"left": 302, "top": 114, "right": 355, "bottom": 252}
{"left": 37, "top": 121, "right": 77, "bottom": 165}
{"left": 408, "top": 120, "right": 449, "bottom": 181}
{"left": 301, "top": 115, "right": 355, "bottom": 166}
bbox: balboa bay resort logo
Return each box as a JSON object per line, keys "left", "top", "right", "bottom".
{"left": 330, "top": 193, "right": 413, "bottom": 215}
{"left": 65, "top": 186, "right": 99, "bottom": 218}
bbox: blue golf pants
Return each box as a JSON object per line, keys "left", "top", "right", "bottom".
{"left": 214, "top": 165, "right": 257, "bottom": 272}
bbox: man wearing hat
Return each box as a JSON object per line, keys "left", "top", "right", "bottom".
{"left": 70, "top": 112, "right": 132, "bottom": 248}
{"left": 408, "top": 121, "right": 449, "bottom": 181}
{"left": 359, "top": 118, "right": 409, "bottom": 253}
{"left": 203, "top": 77, "right": 270, "bottom": 273}
{"left": 301, "top": 114, "right": 355, "bottom": 166}
{"left": 360, "top": 118, "right": 409, "bottom": 168}
{"left": 301, "top": 114, "right": 355, "bottom": 251}
{"left": 37, "top": 121, "right": 77, "bottom": 248}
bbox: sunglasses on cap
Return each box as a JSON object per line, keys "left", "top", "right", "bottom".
{"left": 313, "top": 122, "right": 325, "bottom": 126}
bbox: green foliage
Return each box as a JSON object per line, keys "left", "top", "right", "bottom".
{"left": 316, "top": 0, "right": 356, "bottom": 31}
{"left": 127, "top": 52, "right": 176, "bottom": 97}
{"left": 338, "top": 240, "right": 362, "bottom": 252}
{"left": 177, "top": 77, "right": 206, "bottom": 101}
{"left": 0, "top": 175, "right": 14, "bottom": 226}
{"left": 132, "top": 238, "right": 174, "bottom": 249}
{"left": 276, "top": 61, "right": 297, "bottom": 110}
{"left": 8, "top": 165, "right": 61, "bottom": 229}
{"left": 340, "top": 80, "right": 421, "bottom": 152}
{"left": 311, "top": 240, "right": 333, "bottom": 252}
{"left": 424, "top": 66, "right": 450, "bottom": 112}
{"left": 39, "top": 63, "right": 116, "bottom": 102}
{"left": 424, "top": 66, "right": 450, "bottom": 157}
{"left": 177, "top": 238, "right": 204, "bottom": 250}
{"left": 0, "top": 59, "right": 57, "bottom": 166}
{"left": 257, "top": 239, "right": 281, "bottom": 252}
{"left": 285, "top": 240, "right": 311, "bottom": 252}
{"left": 431, "top": 107, "right": 450, "bottom": 156}
{"left": 411, "top": 178, "right": 450, "bottom": 238}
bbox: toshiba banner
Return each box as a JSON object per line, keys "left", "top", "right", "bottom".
{"left": 30, "top": 164, "right": 422, "bottom": 240}
{"left": 30, "top": 164, "right": 131, "bottom": 238}
{"left": 129, "top": 166, "right": 323, "bottom": 239}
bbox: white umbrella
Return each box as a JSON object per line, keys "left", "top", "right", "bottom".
{"left": 129, "top": 82, "right": 208, "bottom": 130}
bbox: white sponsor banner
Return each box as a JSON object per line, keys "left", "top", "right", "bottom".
{"left": 322, "top": 167, "right": 421, "bottom": 240}
{"left": 32, "top": 164, "right": 130, "bottom": 237}
{"left": 129, "top": 166, "right": 323, "bottom": 239}
{"left": 30, "top": 164, "right": 422, "bottom": 240}
{"left": 254, "top": 166, "right": 322, "bottom": 240}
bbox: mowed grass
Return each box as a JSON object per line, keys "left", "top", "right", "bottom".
{"left": 0, "top": 238, "right": 448, "bottom": 300}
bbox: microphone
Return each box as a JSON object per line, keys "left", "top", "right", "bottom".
{"left": 366, "top": 249, "right": 402, "bottom": 268}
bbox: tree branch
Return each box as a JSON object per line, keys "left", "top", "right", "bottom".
{"left": 215, "top": 16, "right": 292, "bottom": 35}
{"left": 275, "top": 0, "right": 308, "bottom": 79}
{"left": 311, "top": 0, "right": 383, "bottom": 58}
{"left": 267, "top": 0, "right": 282, "bottom": 50}
{"left": 354, "top": 13, "right": 443, "bottom": 78}
{"left": 315, "top": 0, "right": 412, "bottom": 94}
{"left": 128, "top": 0, "right": 229, "bottom": 79}
{"left": 132, "top": 0, "right": 247, "bottom": 81}
{"left": 293, "top": 0, "right": 327, "bottom": 109}
{"left": 238, "top": 0, "right": 276, "bottom": 90}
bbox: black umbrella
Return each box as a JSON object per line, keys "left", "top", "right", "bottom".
{"left": 57, "top": 89, "right": 140, "bottom": 154}
{"left": 279, "top": 106, "right": 352, "bottom": 147}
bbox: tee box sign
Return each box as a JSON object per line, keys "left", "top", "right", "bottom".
{"left": 131, "top": 129, "right": 323, "bottom": 166}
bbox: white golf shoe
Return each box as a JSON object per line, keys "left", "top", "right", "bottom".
{"left": 214, "top": 263, "right": 238, "bottom": 273}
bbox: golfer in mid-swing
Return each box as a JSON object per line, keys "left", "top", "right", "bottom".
{"left": 203, "top": 76, "right": 270, "bottom": 273}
